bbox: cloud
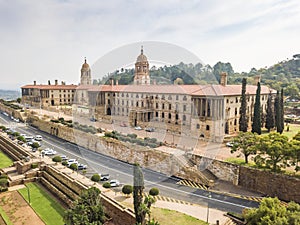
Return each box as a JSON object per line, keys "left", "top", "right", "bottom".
{"left": 0, "top": 0, "right": 299, "bottom": 89}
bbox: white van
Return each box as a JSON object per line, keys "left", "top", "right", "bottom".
{"left": 35, "top": 135, "right": 43, "bottom": 141}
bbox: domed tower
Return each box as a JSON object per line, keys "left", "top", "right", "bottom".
{"left": 80, "top": 57, "right": 92, "bottom": 85}
{"left": 134, "top": 46, "right": 150, "bottom": 85}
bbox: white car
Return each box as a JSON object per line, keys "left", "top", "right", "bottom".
{"left": 35, "top": 135, "right": 43, "bottom": 141}
{"left": 110, "top": 179, "right": 120, "bottom": 187}
{"left": 134, "top": 126, "right": 142, "bottom": 130}
{"left": 67, "top": 159, "right": 78, "bottom": 167}
{"left": 60, "top": 155, "right": 69, "bottom": 161}
{"left": 42, "top": 148, "right": 57, "bottom": 155}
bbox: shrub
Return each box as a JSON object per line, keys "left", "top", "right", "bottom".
{"left": 122, "top": 185, "right": 133, "bottom": 196}
{"left": 105, "top": 131, "right": 113, "bottom": 138}
{"left": 31, "top": 163, "right": 38, "bottom": 169}
{"left": 50, "top": 119, "right": 59, "bottom": 123}
{"left": 62, "top": 161, "right": 68, "bottom": 166}
{"left": 0, "top": 175, "right": 8, "bottom": 179}
{"left": 103, "top": 182, "right": 111, "bottom": 188}
{"left": 58, "top": 117, "right": 65, "bottom": 122}
{"left": 0, "top": 178, "right": 8, "bottom": 187}
{"left": 17, "top": 136, "right": 26, "bottom": 142}
{"left": 147, "top": 143, "right": 158, "bottom": 148}
{"left": 13, "top": 132, "right": 20, "bottom": 137}
{"left": 52, "top": 156, "right": 62, "bottom": 162}
{"left": 91, "top": 174, "right": 101, "bottom": 182}
{"left": 69, "top": 163, "right": 78, "bottom": 171}
{"left": 149, "top": 187, "right": 159, "bottom": 196}
{"left": 31, "top": 142, "right": 40, "bottom": 149}
{"left": 127, "top": 133, "right": 137, "bottom": 139}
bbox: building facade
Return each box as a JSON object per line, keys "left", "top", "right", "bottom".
{"left": 74, "top": 49, "right": 275, "bottom": 142}
{"left": 21, "top": 50, "right": 274, "bottom": 141}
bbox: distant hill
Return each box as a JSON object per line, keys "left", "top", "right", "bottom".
{"left": 94, "top": 54, "right": 300, "bottom": 97}
{"left": 0, "top": 89, "right": 20, "bottom": 101}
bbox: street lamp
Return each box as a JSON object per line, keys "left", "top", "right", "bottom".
{"left": 206, "top": 192, "right": 211, "bottom": 223}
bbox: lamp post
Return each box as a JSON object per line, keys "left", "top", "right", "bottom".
{"left": 206, "top": 192, "right": 211, "bottom": 223}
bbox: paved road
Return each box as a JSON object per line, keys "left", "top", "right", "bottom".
{"left": 0, "top": 112, "right": 259, "bottom": 213}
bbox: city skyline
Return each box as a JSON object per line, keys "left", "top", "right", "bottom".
{"left": 1, "top": 0, "right": 300, "bottom": 90}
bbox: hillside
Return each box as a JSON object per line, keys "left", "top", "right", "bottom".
{"left": 94, "top": 54, "right": 300, "bottom": 97}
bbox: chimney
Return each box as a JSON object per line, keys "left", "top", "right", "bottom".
{"left": 220, "top": 72, "right": 227, "bottom": 86}
{"left": 110, "top": 78, "right": 114, "bottom": 86}
{"left": 55, "top": 80, "right": 58, "bottom": 85}
{"left": 116, "top": 80, "right": 119, "bottom": 85}
{"left": 254, "top": 75, "right": 261, "bottom": 85}
{"left": 48, "top": 80, "right": 51, "bottom": 85}
{"left": 34, "top": 81, "right": 36, "bottom": 85}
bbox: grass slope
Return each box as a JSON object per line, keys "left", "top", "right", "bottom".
{"left": 152, "top": 207, "right": 208, "bottom": 225}
{"left": 0, "top": 151, "right": 13, "bottom": 169}
{"left": 0, "top": 206, "right": 13, "bottom": 225}
{"left": 18, "top": 182, "right": 65, "bottom": 225}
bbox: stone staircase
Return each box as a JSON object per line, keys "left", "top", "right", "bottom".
{"left": 222, "top": 218, "right": 238, "bottom": 225}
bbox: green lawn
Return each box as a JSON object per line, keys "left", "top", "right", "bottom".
{"left": 261, "top": 123, "right": 300, "bottom": 140}
{"left": 18, "top": 182, "right": 65, "bottom": 225}
{"left": 152, "top": 207, "right": 208, "bottom": 225}
{"left": 0, "top": 206, "right": 13, "bottom": 225}
{"left": 0, "top": 151, "right": 13, "bottom": 168}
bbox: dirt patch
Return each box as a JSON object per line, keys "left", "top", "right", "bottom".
{"left": 0, "top": 191, "right": 45, "bottom": 225}
{"left": 0, "top": 215, "right": 6, "bottom": 225}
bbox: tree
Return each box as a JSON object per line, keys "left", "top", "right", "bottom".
{"left": 274, "top": 90, "right": 281, "bottom": 132}
{"left": 69, "top": 163, "right": 78, "bottom": 171}
{"left": 231, "top": 132, "right": 258, "bottom": 164}
{"left": 133, "top": 163, "right": 146, "bottom": 225}
{"left": 239, "top": 78, "right": 248, "bottom": 132}
{"left": 255, "top": 133, "right": 292, "bottom": 172}
{"left": 265, "top": 91, "right": 275, "bottom": 132}
{"left": 251, "top": 82, "right": 261, "bottom": 134}
{"left": 244, "top": 197, "right": 300, "bottom": 225}
{"left": 149, "top": 188, "right": 159, "bottom": 197}
{"left": 280, "top": 89, "right": 285, "bottom": 134}
{"left": 91, "top": 174, "right": 101, "bottom": 182}
{"left": 290, "top": 139, "right": 300, "bottom": 171}
{"left": 122, "top": 185, "right": 133, "bottom": 196}
{"left": 52, "top": 156, "right": 62, "bottom": 163}
{"left": 16, "top": 98, "right": 21, "bottom": 103}
{"left": 293, "top": 131, "right": 300, "bottom": 141}
{"left": 31, "top": 142, "right": 40, "bottom": 149}
{"left": 64, "top": 187, "right": 105, "bottom": 225}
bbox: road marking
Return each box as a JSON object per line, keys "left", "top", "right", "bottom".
{"left": 16, "top": 126, "right": 252, "bottom": 210}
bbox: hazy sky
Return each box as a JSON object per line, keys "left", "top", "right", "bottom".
{"left": 0, "top": 0, "right": 299, "bottom": 90}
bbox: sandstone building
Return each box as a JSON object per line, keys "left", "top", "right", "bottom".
{"left": 21, "top": 48, "right": 275, "bottom": 141}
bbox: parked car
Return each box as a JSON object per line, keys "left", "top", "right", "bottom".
{"left": 14, "top": 118, "right": 20, "bottom": 123}
{"left": 42, "top": 148, "right": 57, "bottom": 155}
{"left": 145, "top": 127, "right": 155, "bottom": 132}
{"left": 35, "top": 135, "right": 43, "bottom": 141}
{"left": 77, "top": 164, "right": 87, "bottom": 170}
{"left": 67, "top": 159, "right": 78, "bottom": 167}
{"left": 110, "top": 179, "right": 120, "bottom": 187}
{"left": 134, "top": 126, "right": 142, "bottom": 130}
{"left": 100, "top": 174, "right": 110, "bottom": 181}
{"left": 60, "top": 155, "right": 69, "bottom": 161}
{"left": 226, "top": 142, "right": 234, "bottom": 147}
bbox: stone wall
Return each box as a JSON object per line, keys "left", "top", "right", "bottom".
{"left": 41, "top": 171, "right": 78, "bottom": 201}
{"left": 39, "top": 177, "right": 73, "bottom": 207}
{"left": 189, "top": 154, "right": 240, "bottom": 185}
{"left": 239, "top": 166, "right": 300, "bottom": 203}
{"left": 29, "top": 116, "right": 186, "bottom": 177}
{"left": 43, "top": 165, "right": 86, "bottom": 196}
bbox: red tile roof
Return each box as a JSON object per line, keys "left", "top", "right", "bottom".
{"left": 21, "top": 84, "right": 77, "bottom": 90}
{"left": 77, "top": 84, "right": 275, "bottom": 96}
